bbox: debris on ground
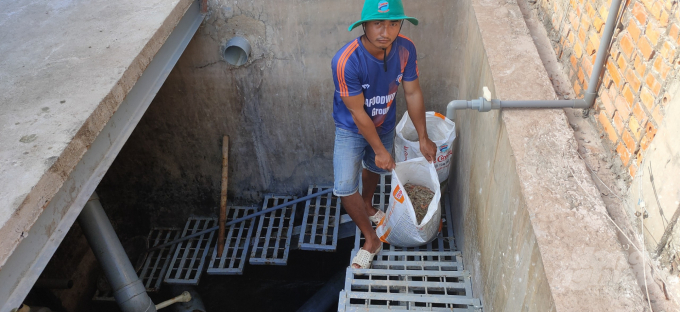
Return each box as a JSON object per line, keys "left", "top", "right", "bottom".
{"left": 403, "top": 183, "right": 434, "bottom": 224}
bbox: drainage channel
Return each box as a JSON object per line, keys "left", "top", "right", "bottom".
{"left": 88, "top": 174, "right": 481, "bottom": 311}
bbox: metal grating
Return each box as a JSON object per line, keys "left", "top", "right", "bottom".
{"left": 207, "top": 206, "right": 257, "bottom": 275}
{"left": 250, "top": 195, "right": 296, "bottom": 265}
{"left": 298, "top": 185, "right": 340, "bottom": 251}
{"left": 372, "top": 174, "right": 392, "bottom": 212}
{"left": 372, "top": 250, "right": 464, "bottom": 272}
{"left": 138, "top": 227, "right": 181, "bottom": 291}
{"left": 165, "top": 217, "right": 216, "bottom": 285}
{"left": 339, "top": 264, "right": 481, "bottom": 311}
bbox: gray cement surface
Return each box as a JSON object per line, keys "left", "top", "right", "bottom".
{"left": 0, "top": 0, "right": 192, "bottom": 267}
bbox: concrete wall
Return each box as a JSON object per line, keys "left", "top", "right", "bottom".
{"left": 97, "top": 0, "right": 461, "bottom": 227}
{"left": 449, "top": 0, "right": 647, "bottom": 311}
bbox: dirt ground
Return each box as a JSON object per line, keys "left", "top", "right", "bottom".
{"left": 516, "top": 0, "right": 680, "bottom": 309}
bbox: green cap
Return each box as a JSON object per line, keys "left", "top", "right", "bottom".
{"left": 348, "top": 0, "right": 418, "bottom": 31}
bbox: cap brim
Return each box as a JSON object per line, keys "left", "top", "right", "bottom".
{"left": 348, "top": 17, "right": 418, "bottom": 31}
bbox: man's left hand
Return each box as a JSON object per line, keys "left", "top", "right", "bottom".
{"left": 420, "top": 138, "right": 437, "bottom": 163}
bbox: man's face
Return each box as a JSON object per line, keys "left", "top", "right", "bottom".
{"left": 363, "top": 20, "right": 402, "bottom": 49}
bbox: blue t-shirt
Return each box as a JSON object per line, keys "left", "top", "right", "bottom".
{"left": 331, "top": 35, "right": 419, "bottom": 135}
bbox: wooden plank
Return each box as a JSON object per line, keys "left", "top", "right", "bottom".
{"left": 218, "top": 135, "right": 230, "bottom": 257}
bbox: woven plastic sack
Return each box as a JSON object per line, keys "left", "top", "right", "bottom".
{"left": 375, "top": 157, "right": 441, "bottom": 247}
{"left": 395, "top": 111, "right": 456, "bottom": 183}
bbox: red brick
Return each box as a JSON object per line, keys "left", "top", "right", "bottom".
{"left": 598, "top": 112, "right": 618, "bottom": 143}
{"left": 574, "top": 42, "right": 584, "bottom": 58}
{"left": 664, "top": 0, "right": 674, "bottom": 11}
{"left": 660, "top": 42, "right": 676, "bottom": 62}
{"left": 662, "top": 92, "right": 671, "bottom": 106}
{"left": 578, "top": 26, "right": 588, "bottom": 42}
{"left": 594, "top": 17, "right": 605, "bottom": 33}
{"left": 653, "top": 57, "right": 671, "bottom": 80}
{"left": 660, "top": 10, "right": 669, "bottom": 27}
{"left": 670, "top": 23, "right": 680, "bottom": 45}
{"left": 636, "top": 149, "right": 644, "bottom": 167}
{"left": 622, "top": 84, "right": 636, "bottom": 106}
{"left": 632, "top": 2, "right": 647, "bottom": 24}
{"left": 633, "top": 102, "right": 647, "bottom": 123}
{"left": 627, "top": 20, "right": 642, "bottom": 41}
{"left": 629, "top": 163, "right": 638, "bottom": 178}
{"left": 629, "top": 115, "right": 642, "bottom": 139}
{"left": 634, "top": 54, "right": 646, "bottom": 77}
{"left": 619, "top": 34, "right": 635, "bottom": 59}
{"left": 640, "top": 87, "right": 655, "bottom": 109}
{"left": 599, "top": 4, "right": 609, "bottom": 20}
{"left": 645, "top": 73, "right": 662, "bottom": 95}
{"left": 585, "top": 2, "right": 596, "bottom": 18}
{"left": 622, "top": 128, "right": 637, "bottom": 152}
{"left": 625, "top": 68, "right": 641, "bottom": 91}
{"left": 583, "top": 56, "right": 593, "bottom": 77}
{"left": 640, "top": 122, "right": 657, "bottom": 150}
{"left": 639, "top": 38, "right": 655, "bottom": 61}
{"left": 601, "top": 91, "right": 616, "bottom": 117}
{"left": 616, "top": 53, "right": 628, "bottom": 71}
{"left": 640, "top": 0, "right": 655, "bottom": 11}
{"left": 607, "top": 59, "right": 624, "bottom": 88}
{"left": 652, "top": 105, "right": 664, "bottom": 124}
{"left": 613, "top": 110, "right": 626, "bottom": 132}
{"left": 578, "top": 67, "right": 586, "bottom": 85}
{"left": 567, "top": 29, "right": 575, "bottom": 45}
{"left": 574, "top": 80, "right": 583, "bottom": 95}
{"left": 586, "top": 39, "right": 596, "bottom": 56}
{"left": 645, "top": 24, "right": 661, "bottom": 45}
{"left": 603, "top": 72, "right": 613, "bottom": 88}
{"left": 649, "top": 2, "right": 663, "bottom": 20}
{"left": 570, "top": 54, "right": 578, "bottom": 69}
{"left": 617, "top": 142, "right": 631, "bottom": 166}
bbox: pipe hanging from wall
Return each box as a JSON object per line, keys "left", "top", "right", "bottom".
{"left": 78, "top": 193, "right": 157, "bottom": 312}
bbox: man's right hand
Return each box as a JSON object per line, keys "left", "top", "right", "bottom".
{"left": 375, "top": 151, "right": 396, "bottom": 171}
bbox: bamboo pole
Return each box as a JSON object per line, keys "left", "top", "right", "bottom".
{"left": 217, "top": 136, "right": 229, "bottom": 257}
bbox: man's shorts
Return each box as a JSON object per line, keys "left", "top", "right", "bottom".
{"left": 333, "top": 127, "right": 395, "bottom": 197}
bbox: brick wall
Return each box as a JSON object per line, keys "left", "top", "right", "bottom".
{"left": 535, "top": 0, "right": 678, "bottom": 178}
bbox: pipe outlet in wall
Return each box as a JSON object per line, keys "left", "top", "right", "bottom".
{"left": 223, "top": 36, "right": 251, "bottom": 66}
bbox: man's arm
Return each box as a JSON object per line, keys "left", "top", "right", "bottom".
{"left": 402, "top": 78, "right": 437, "bottom": 162}
{"left": 341, "top": 94, "right": 396, "bottom": 171}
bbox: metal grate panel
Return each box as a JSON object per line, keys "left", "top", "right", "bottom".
{"left": 372, "top": 174, "right": 392, "bottom": 212}
{"left": 165, "top": 217, "right": 216, "bottom": 285}
{"left": 340, "top": 265, "right": 481, "bottom": 311}
{"left": 138, "top": 227, "right": 181, "bottom": 291}
{"left": 207, "top": 206, "right": 257, "bottom": 275}
{"left": 372, "top": 250, "right": 464, "bottom": 272}
{"left": 250, "top": 195, "right": 296, "bottom": 265}
{"left": 298, "top": 186, "right": 340, "bottom": 251}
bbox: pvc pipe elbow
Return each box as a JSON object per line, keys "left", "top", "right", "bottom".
{"left": 446, "top": 100, "right": 468, "bottom": 120}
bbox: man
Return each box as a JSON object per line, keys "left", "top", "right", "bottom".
{"left": 331, "top": 0, "right": 437, "bottom": 269}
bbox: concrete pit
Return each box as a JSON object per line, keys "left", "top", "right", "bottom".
{"left": 13, "top": 0, "right": 656, "bottom": 311}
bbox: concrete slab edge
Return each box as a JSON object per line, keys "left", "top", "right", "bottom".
{"left": 0, "top": 0, "right": 194, "bottom": 269}
{"left": 471, "top": 0, "right": 646, "bottom": 311}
